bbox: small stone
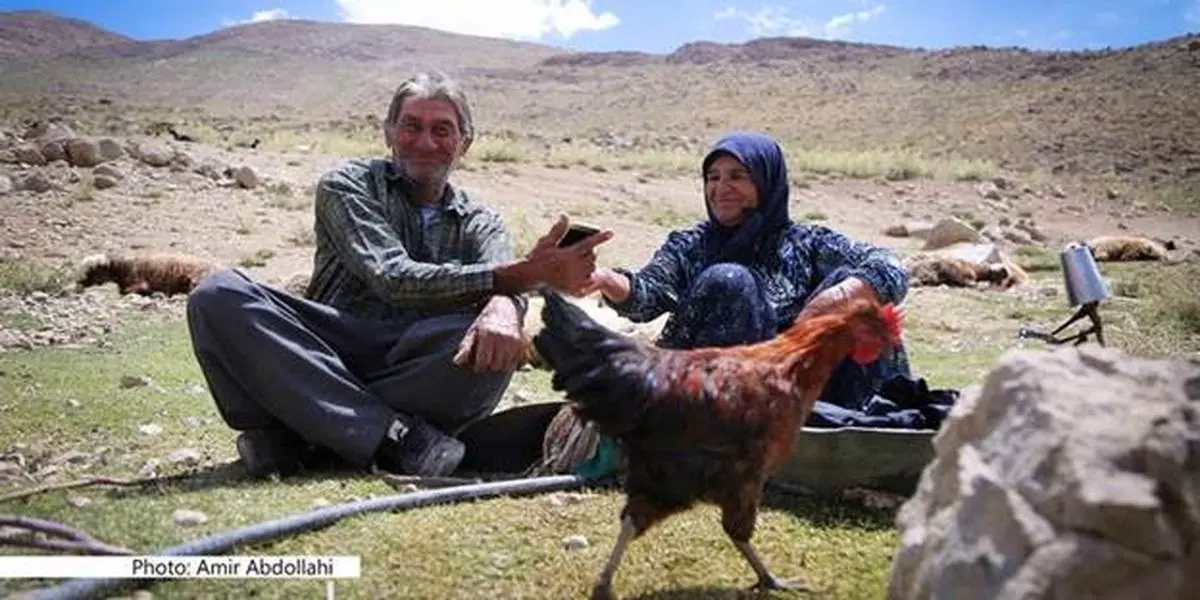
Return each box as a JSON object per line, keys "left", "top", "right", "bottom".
{"left": 120, "top": 375, "right": 151, "bottom": 389}
{"left": 562, "top": 535, "right": 589, "bottom": 550}
{"left": 166, "top": 448, "right": 201, "bottom": 466}
{"left": 560, "top": 492, "right": 588, "bottom": 505}
{"left": 137, "top": 459, "right": 159, "bottom": 478}
{"left": 66, "top": 494, "right": 92, "bottom": 508}
{"left": 172, "top": 509, "right": 208, "bottom": 526}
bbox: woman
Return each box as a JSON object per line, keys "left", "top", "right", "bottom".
{"left": 585, "top": 130, "right": 912, "bottom": 411}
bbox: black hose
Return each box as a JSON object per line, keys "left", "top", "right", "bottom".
{"left": 30, "top": 473, "right": 594, "bottom": 600}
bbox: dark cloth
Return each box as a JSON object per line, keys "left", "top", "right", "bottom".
{"left": 186, "top": 268, "right": 512, "bottom": 468}
{"left": 656, "top": 263, "right": 777, "bottom": 349}
{"left": 805, "top": 375, "right": 959, "bottom": 431}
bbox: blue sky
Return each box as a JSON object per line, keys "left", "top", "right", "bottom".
{"left": 3, "top": 0, "right": 1198, "bottom": 53}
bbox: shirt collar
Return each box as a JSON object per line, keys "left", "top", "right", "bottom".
{"left": 384, "top": 158, "right": 469, "bottom": 217}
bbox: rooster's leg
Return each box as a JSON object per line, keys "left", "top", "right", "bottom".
{"left": 590, "top": 515, "right": 635, "bottom": 600}
{"left": 731, "top": 540, "right": 811, "bottom": 592}
{"left": 722, "top": 490, "right": 812, "bottom": 593}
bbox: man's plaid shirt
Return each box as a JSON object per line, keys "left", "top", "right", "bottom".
{"left": 305, "top": 157, "right": 525, "bottom": 321}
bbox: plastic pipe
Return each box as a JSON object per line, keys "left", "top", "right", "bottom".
{"left": 30, "top": 473, "right": 593, "bottom": 600}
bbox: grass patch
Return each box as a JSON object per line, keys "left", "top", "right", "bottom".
{"left": 265, "top": 189, "right": 310, "bottom": 212}
{"left": 1103, "top": 261, "right": 1200, "bottom": 357}
{"left": 902, "top": 261, "right": 1200, "bottom": 392}
{"left": 261, "top": 128, "right": 380, "bottom": 158}
{"left": 4, "top": 255, "right": 1191, "bottom": 598}
{"left": 786, "top": 149, "right": 997, "bottom": 182}
{"left": 1154, "top": 181, "right": 1200, "bottom": 215}
{"left": 466, "top": 136, "right": 527, "bottom": 164}
{"left": 0, "top": 318, "right": 900, "bottom": 600}
{"left": 237, "top": 249, "right": 276, "bottom": 268}
{"left": 285, "top": 226, "right": 316, "bottom": 247}
{"left": 199, "top": 119, "right": 1001, "bottom": 184}
{"left": 1012, "top": 244, "right": 1061, "bottom": 272}
{"left": 0, "top": 257, "right": 74, "bottom": 295}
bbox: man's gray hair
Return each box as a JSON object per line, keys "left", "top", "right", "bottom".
{"left": 383, "top": 71, "right": 475, "bottom": 149}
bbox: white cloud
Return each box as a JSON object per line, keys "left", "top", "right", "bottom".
{"left": 714, "top": 3, "right": 886, "bottom": 40}
{"left": 713, "top": 5, "right": 817, "bottom": 37}
{"left": 824, "top": 4, "right": 886, "bottom": 37}
{"left": 223, "top": 8, "right": 291, "bottom": 26}
{"left": 1186, "top": 0, "right": 1200, "bottom": 24}
{"left": 333, "top": 0, "right": 619, "bottom": 40}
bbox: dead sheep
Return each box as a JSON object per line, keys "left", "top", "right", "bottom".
{"left": 76, "top": 252, "right": 220, "bottom": 296}
{"left": 1086, "top": 235, "right": 1170, "bottom": 262}
{"left": 905, "top": 254, "right": 1030, "bottom": 289}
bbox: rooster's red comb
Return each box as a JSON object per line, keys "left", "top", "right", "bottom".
{"left": 881, "top": 304, "right": 904, "bottom": 342}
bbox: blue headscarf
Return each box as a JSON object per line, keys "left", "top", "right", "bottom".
{"left": 698, "top": 131, "right": 791, "bottom": 264}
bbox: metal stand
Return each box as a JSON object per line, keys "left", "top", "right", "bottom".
{"left": 1017, "top": 301, "right": 1105, "bottom": 347}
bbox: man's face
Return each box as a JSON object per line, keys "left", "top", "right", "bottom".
{"left": 386, "top": 97, "right": 468, "bottom": 185}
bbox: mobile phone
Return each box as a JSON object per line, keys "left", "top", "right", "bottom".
{"left": 557, "top": 223, "right": 601, "bottom": 247}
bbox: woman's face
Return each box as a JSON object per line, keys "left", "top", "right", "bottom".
{"left": 704, "top": 154, "right": 759, "bottom": 227}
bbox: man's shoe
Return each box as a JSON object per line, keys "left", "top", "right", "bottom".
{"left": 236, "top": 428, "right": 305, "bottom": 478}
{"left": 375, "top": 415, "right": 465, "bottom": 477}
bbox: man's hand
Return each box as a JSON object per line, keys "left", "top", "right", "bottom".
{"left": 453, "top": 295, "right": 527, "bottom": 372}
{"left": 492, "top": 215, "right": 615, "bottom": 296}
{"left": 526, "top": 215, "right": 571, "bottom": 257}
{"left": 527, "top": 215, "right": 614, "bottom": 295}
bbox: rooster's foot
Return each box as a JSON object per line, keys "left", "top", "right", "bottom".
{"left": 751, "top": 575, "right": 812, "bottom": 593}
{"left": 590, "top": 583, "right": 617, "bottom": 600}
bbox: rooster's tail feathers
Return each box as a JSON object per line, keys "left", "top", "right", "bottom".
{"left": 532, "top": 288, "right": 652, "bottom": 433}
{"left": 533, "top": 288, "right": 641, "bottom": 366}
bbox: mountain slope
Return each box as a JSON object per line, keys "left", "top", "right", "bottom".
{"left": 0, "top": 10, "right": 133, "bottom": 60}
{"left": 0, "top": 11, "right": 1197, "bottom": 191}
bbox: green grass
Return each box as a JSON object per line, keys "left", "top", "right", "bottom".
{"left": 130, "top": 114, "right": 1003, "bottom": 184}
{"left": 1154, "top": 180, "right": 1200, "bottom": 215}
{"left": 3, "top": 254, "right": 1196, "bottom": 599}
{"left": 0, "top": 316, "right": 900, "bottom": 600}
{"left": 902, "top": 260, "right": 1200, "bottom": 390}
{"left": 0, "top": 258, "right": 76, "bottom": 296}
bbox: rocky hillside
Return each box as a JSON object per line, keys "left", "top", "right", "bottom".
{"left": 0, "top": 10, "right": 132, "bottom": 59}
{"left": 1, "top": 11, "right": 1197, "bottom": 193}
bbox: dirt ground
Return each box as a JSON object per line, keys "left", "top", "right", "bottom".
{"left": 3, "top": 138, "right": 1196, "bottom": 278}
{"left": 1, "top": 136, "right": 1197, "bottom": 359}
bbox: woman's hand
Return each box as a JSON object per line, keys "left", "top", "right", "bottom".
{"left": 577, "top": 267, "right": 631, "bottom": 302}
{"left": 796, "top": 276, "right": 879, "bottom": 321}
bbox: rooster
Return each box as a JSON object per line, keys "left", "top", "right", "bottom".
{"left": 532, "top": 289, "right": 903, "bottom": 599}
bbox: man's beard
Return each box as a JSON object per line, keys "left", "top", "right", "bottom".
{"left": 393, "top": 155, "right": 453, "bottom": 187}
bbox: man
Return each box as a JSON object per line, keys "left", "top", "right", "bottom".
{"left": 186, "top": 71, "right": 611, "bottom": 479}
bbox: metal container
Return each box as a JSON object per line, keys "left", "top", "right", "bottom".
{"left": 1060, "top": 243, "right": 1110, "bottom": 306}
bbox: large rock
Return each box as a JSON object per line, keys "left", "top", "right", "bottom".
{"left": 923, "top": 217, "right": 983, "bottom": 250}
{"left": 888, "top": 346, "right": 1200, "bottom": 600}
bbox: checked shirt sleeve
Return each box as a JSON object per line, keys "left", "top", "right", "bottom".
{"left": 465, "top": 205, "right": 529, "bottom": 316}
